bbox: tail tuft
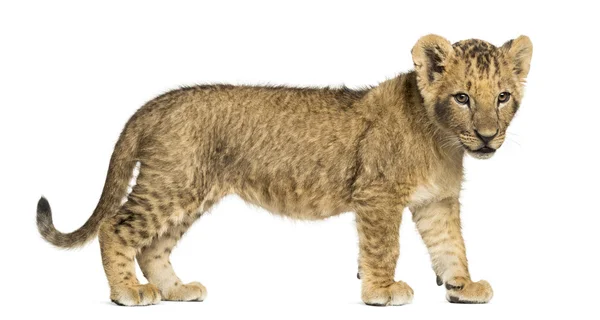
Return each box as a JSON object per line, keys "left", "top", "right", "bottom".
{"left": 37, "top": 196, "right": 54, "bottom": 238}
{"left": 37, "top": 196, "right": 51, "bottom": 218}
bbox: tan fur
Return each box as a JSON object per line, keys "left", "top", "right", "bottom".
{"left": 37, "top": 34, "right": 532, "bottom": 306}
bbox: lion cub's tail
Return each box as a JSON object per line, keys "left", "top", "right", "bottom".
{"left": 37, "top": 123, "right": 139, "bottom": 248}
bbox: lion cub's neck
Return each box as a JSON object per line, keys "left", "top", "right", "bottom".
{"left": 367, "top": 71, "right": 463, "bottom": 160}
{"left": 363, "top": 71, "right": 465, "bottom": 205}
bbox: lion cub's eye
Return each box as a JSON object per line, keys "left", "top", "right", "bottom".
{"left": 498, "top": 92, "right": 511, "bottom": 103}
{"left": 454, "top": 93, "right": 470, "bottom": 105}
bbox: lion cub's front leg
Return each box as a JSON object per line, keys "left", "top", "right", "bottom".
{"left": 356, "top": 207, "right": 413, "bottom": 306}
{"left": 412, "top": 197, "right": 493, "bottom": 303}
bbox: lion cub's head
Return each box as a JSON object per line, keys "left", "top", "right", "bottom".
{"left": 412, "top": 35, "right": 532, "bottom": 159}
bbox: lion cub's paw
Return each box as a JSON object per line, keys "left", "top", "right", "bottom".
{"left": 445, "top": 277, "right": 493, "bottom": 304}
{"left": 111, "top": 283, "right": 161, "bottom": 306}
{"left": 362, "top": 281, "right": 414, "bottom": 306}
{"left": 163, "top": 281, "right": 207, "bottom": 302}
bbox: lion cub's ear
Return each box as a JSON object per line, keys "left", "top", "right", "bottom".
{"left": 411, "top": 34, "right": 455, "bottom": 85}
{"left": 501, "top": 35, "right": 533, "bottom": 80}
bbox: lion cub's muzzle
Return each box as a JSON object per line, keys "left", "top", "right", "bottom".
{"left": 461, "top": 129, "right": 505, "bottom": 159}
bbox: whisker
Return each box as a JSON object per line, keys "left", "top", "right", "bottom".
{"left": 506, "top": 137, "right": 522, "bottom": 147}
{"left": 506, "top": 132, "right": 521, "bottom": 137}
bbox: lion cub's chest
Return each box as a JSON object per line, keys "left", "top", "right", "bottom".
{"left": 408, "top": 173, "right": 461, "bottom": 208}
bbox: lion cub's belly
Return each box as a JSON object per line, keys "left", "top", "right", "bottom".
{"left": 235, "top": 182, "right": 350, "bottom": 220}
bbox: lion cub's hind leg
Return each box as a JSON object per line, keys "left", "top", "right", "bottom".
{"left": 137, "top": 220, "right": 207, "bottom": 302}
{"left": 99, "top": 173, "right": 212, "bottom": 306}
{"left": 99, "top": 200, "right": 162, "bottom": 306}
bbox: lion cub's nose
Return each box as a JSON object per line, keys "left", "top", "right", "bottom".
{"left": 474, "top": 129, "right": 498, "bottom": 144}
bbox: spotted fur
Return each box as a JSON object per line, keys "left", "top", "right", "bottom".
{"left": 37, "top": 34, "right": 532, "bottom": 306}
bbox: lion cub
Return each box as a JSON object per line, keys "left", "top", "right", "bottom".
{"left": 37, "top": 34, "right": 532, "bottom": 306}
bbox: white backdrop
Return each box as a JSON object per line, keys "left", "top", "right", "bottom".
{"left": 1, "top": 1, "right": 598, "bottom": 319}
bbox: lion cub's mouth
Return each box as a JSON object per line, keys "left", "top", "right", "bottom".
{"left": 459, "top": 142, "right": 497, "bottom": 155}
{"left": 475, "top": 146, "right": 496, "bottom": 154}
{"left": 465, "top": 146, "right": 497, "bottom": 159}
